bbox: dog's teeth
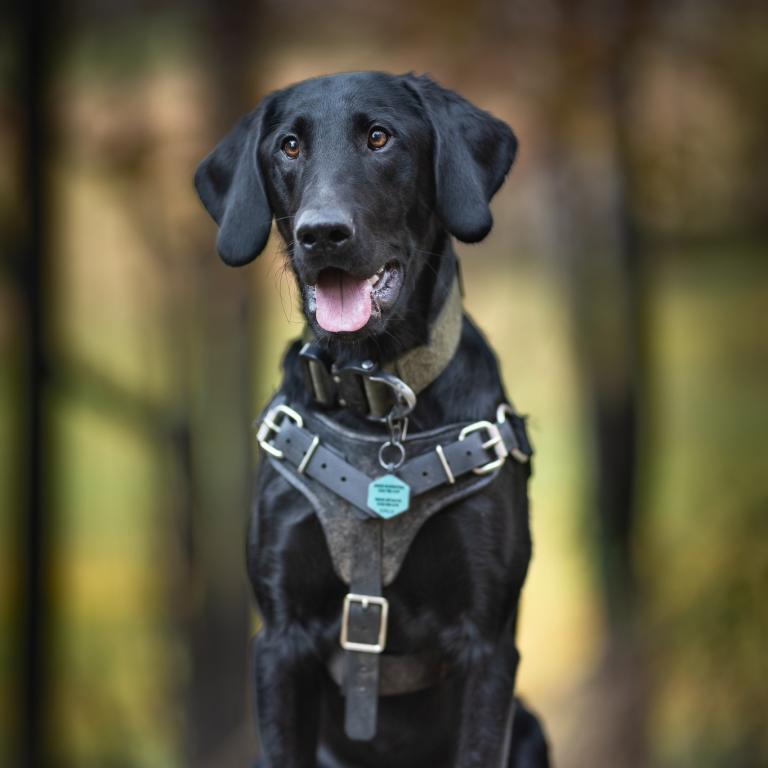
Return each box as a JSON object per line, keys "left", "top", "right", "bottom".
{"left": 366, "top": 266, "right": 387, "bottom": 287}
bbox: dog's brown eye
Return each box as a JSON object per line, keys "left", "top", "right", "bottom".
{"left": 367, "top": 127, "right": 390, "bottom": 150}
{"left": 282, "top": 136, "right": 301, "bottom": 159}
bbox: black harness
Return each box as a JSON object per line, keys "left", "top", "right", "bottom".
{"left": 255, "top": 308, "right": 532, "bottom": 741}
{"left": 259, "top": 400, "right": 529, "bottom": 527}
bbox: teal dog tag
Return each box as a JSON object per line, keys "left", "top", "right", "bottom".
{"left": 367, "top": 474, "right": 410, "bottom": 519}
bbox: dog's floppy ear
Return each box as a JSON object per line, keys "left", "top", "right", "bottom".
{"left": 404, "top": 74, "right": 517, "bottom": 243}
{"left": 194, "top": 98, "right": 273, "bottom": 266}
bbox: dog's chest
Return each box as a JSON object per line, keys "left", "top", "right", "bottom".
{"left": 260, "top": 408, "right": 507, "bottom": 586}
{"left": 250, "top": 453, "right": 530, "bottom": 635}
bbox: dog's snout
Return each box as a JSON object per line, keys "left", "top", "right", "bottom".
{"left": 295, "top": 209, "right": 354, "bottom": 253}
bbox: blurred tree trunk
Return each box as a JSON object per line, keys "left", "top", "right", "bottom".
{"left": 185, "top": 2, "right": 264, "bottom": 766}
{"left": 540, "top": 1, "right": 651, "bottom": 765}
{"left": 13, "top": 0, "right": 55, "bottom": 765}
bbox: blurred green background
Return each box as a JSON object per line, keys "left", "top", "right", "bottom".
{"left": 2, "top": 1, "right": 767, "bottom": 766}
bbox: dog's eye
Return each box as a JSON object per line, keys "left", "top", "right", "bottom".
{"left": 281, "top": 136, "right": 301, "bottom": 159}
{"left": 367, "top": 127, "right": 390, "bottom": 150}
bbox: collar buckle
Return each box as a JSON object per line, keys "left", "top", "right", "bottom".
{"left": 300, "top": 343, "right": 417, "bottom": 422}
{"left": 356, "top": 368, "right": 416, "bottom": 422}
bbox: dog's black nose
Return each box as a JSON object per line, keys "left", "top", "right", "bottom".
{"left": 295, "top": 209, "right": 354, "bottom": 252}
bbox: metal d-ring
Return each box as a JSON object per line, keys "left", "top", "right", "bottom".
{"left": 378, "top": 440, "right": 406, "bottom": 471}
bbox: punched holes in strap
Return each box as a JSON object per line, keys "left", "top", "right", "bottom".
{"left": 257, "top": 404, "right": 531, "bottom": 514}
{"left": 266, "top": 419, "right": 373, "bottom": 515}
{"left": 398, "top": 429, "right": 497, "bottom": 492}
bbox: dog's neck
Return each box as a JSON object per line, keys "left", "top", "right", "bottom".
{"left": 285, "top": 233, "right": 504, "bottom": 432}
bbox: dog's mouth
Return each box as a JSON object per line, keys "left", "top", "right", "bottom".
{"left": 308, "top": 261, "right": 402, "bottom": 334}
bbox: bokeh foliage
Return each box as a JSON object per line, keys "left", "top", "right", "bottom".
{"left": 2, "top": 1, "right": 767, "bottom": 766}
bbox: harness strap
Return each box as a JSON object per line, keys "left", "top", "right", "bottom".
{"left": 259, "top": 405, "right": 530, "bottom": 518}
{"left": 343, "top": 521, "right": 384, "bottom": 740}
{"left": 327, "top": 649, "right": 448, "bottom": 696}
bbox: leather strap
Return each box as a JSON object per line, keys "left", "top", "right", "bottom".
{"left": 344, "top": 521, "right": 384, "bottom": 740}
{"left": 269, "top": 420, "right": 372, "bottom": 516}
{"left": 398, "top": 419, "right": 528, "bottom": 491}
{"left": 264, "top": 411, "right": 531, "bottom": 518}
{"left": 327, "top": 649, "right": 449, "bottom": 696}
{"left": 261, "top": 406, "right": 517, "bottom": 587}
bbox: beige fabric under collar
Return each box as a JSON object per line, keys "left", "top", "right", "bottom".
{"left": 383, "top": 277, "right": 462, "bottom": 395}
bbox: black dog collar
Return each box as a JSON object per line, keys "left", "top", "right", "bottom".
{"left": 300, "top": 277, "right": 462, "bottom": 420}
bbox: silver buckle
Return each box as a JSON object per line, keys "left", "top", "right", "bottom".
{"left": 459, "top": 420, "right": 508, "bottom": 475}
{"left": 340, "top": 593, "right": 389, "bottom": 654}
{"left": 256, "top": 404, "right": 303, "bottom": 459}
{"left": 496, "top": 403, "right": 530, "bottom": 463}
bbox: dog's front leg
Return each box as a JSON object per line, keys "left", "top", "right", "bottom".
{"left": 253, "top": 629, "right": 322, "bottom": 768}
{"left": 454, "top": 633, "right": 520, "bottom": 768}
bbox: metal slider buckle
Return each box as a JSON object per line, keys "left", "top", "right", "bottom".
{"left": 435, "top": 444, "right": 455, "bottom": 484}
{"left": 256, "top": 404, "right": 303, "bottom": 459}
{"left": 459, "top": 420, "right": 508, "bottom": 475}
{"left": 340, "top": 593, "right": 389, "bottom": 654}
{"left": 297, "top": 435, "right": 320, "bottom": 474}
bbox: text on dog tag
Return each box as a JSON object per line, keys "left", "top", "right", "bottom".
{"left": 367, "top": 474, "right": 410, "bottom": 518}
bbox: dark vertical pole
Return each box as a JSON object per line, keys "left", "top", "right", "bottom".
{"left": 184, "top": 2, "right": 263, "bottom": 765}
{"left": 539, "top": 2, "right": 651, "bottom": 764}
{"left": 598, "top": 0, "right": 650, "bottom": 634}
{"left": 19, "top": 0, "right": 52, "bottom": 765}
{"left": 545, "top": 0, "right": 648, "bottom": 639}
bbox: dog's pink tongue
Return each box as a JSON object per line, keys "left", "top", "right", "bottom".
{"left": 315, "top": 268, "right": 372, "bottom": 333}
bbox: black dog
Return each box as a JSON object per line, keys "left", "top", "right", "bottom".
{"left": 195, "top": 71, "right": 549, "bottom": 768}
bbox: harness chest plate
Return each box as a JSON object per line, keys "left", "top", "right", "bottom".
{"left": 255, "top": 395, "right": 532, "bottom": 740}
{"left": 258, "top": 398, "right": 530, "bottom": 586}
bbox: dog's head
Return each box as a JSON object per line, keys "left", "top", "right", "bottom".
{"left": 195, "top": 72, "right": 516, "bottom": 346}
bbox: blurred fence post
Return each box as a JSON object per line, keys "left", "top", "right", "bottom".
{"left": 15, "top": 0, "right": 55, "bottom": 765}
{"left": 184, "top": 1, "right": 265, "bottom": 765}
{"left": 540, "top": 0, "right": 651, "bottom": 764}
